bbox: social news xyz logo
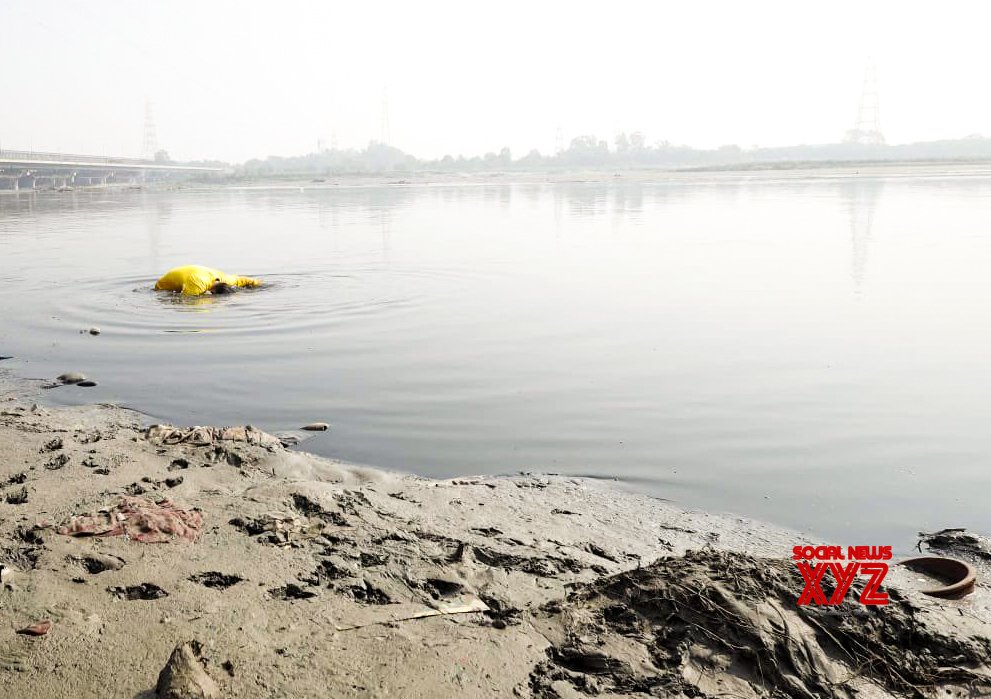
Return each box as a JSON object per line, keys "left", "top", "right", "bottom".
{"left": 792, "top": 545, "right": 891, "bottom": 606}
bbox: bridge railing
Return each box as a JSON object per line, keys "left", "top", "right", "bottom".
{"left": 0, "top": 149, "right": 154, "bottom": 166}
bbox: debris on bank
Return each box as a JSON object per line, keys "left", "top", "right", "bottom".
{"left": 56, "top": 496, "right": 203, "bottom": 543}
{"left": 146, "top": 424, "right": 283, "bottom": 450}
{"left": 919, "top": 527, "right": 991, "bottom": 561}
{"left": 16, "top": 620, "right": 51, "bottom": 637}
{"left": 531, "top": 549, "right": 991, "bottom": 698}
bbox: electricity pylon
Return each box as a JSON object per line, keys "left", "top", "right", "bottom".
{"left": 844, "top": 64, "right": 885, "bottom": 145}
{"left": 142, "top": 100, "right": 160, "bottom": 160}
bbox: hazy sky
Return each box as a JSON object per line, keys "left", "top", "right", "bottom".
{"left": 2, "top": 1, "right": 990, "bottom": 162}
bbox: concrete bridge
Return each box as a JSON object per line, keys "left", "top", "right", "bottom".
{"left": 0, "top": 149, "right": 224, "bottom": 190}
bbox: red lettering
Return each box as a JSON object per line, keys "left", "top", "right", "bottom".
{"left": 859, "top": 563, "right": 889, "bottom": 605}
{"left": 848, "top": 546, "right": 893, "bottom": 561}
{"left": 796, "top": 562, "right": 828, "bottom": 605}
{"left": 827, "top": 562, "right": 860, "bottom": 604}
{"left": 793, "top": 545, "right": 846, "bottom": 561}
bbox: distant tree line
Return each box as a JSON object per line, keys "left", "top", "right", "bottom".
{"left": 229, "top": 132, "right": 991, "bottom": 177}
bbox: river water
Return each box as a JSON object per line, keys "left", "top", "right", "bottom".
{"left": 2, "top": 170, "right": 990, "bottom": 547}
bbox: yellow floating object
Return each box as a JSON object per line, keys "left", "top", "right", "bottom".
{"left": 154, "top": 265, "right": 262, "bottom": 296}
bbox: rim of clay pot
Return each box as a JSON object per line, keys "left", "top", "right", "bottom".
{"left": 898, "top": 556, "right": 976, "bottom": 599}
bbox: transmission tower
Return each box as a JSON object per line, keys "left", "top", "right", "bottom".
{"left": 844, "top": 64, "right": 885, "bottom": 145}
{"left": 142, "top": 100, "right": 159, "bottom": 160}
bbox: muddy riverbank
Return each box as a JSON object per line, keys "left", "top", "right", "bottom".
{"left": 1, "top": 373, "right": 990, "bottom": 698}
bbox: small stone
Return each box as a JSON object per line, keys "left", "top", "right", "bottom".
{"left": 16, "top": 620, "right": 51, "bottom": 637}
{"left": 301, "top": 422, "right": 329, "bottom": 432}
{"left": 76, "top": 380, "right": 98, "bottom": 388}
{"left": 57, "top": 372, "right": 86, "bottom": 384}
{"left": 155, "top": 640, "right": 220, "bottom": 699}
{"left": 88, "top": 327, "right": 101, "bottom": 336}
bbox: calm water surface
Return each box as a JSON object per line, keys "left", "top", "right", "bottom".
{"left": 2, "top": 172, "right": 991, "bottom": 546}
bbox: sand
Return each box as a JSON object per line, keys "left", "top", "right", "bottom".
{"left": 2, "top": 371, "right": 991, "bottom": 698}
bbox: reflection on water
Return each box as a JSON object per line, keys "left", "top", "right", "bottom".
{"left": 153, "top": 291, "right": 226, "bottom": 311}
{"left": 844, "top": 179, "right": 881, "bottom": 292}
{"left": 146, "top": 199, "right": 172, "bottom": 275}
{"left": 151, "top": 286, "right": 267, "bottom": 311}
{"left": 3, "top": 170, "right": 991, "bottom": 548}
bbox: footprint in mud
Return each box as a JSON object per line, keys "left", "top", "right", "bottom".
{"left": 478, "top": 594, "right": 522, "bottom": 626}
{"left": 189, "top": 572, "right": 244, "bottom": 590}
{"left": 124, "top": 482, "right": 148, "bottom": 496}
{"left": 40, "top": 437, "right": 63, "bottom": 453}
{"left": 74, "top": 430, "right": 103, "bottom": 445}
{"left": 413, "top": 531, "right": 469, "bottom": 564}
{"left": 44, "top": 453, "right": 70, "bottom": 470}
{"left": 340, "top": 580, "right": 391, "bottom": 605}
{"left": 418, "top": 578, "right": 464, "bottom": 600}
{"left": 15, "top": 527, "right": 44, "bottom": 546}
{"left": 1, "top": 472, "right": 27, "bottom": 488}
{"left": 167, "top": 458, "right": 190, "bottom": 471}
{"left": 5, "top": 486, "right": 29, "bottom": 505}
{"left": 300, "top": 559, "right": 355, "bottom": 587}
{"left": 291, "top": 493, "right": 349, "bottom": 526}
{"left": 268, "top": 583, "right": 317, "bottom": 601}
{"left": 72, "top": 553, "right": 125, "bottom": 574}
{"left": 108, "top": 583, "right": 168, "bottom": 600}
{"left": 1, "top": 546, "right": 42, "bottom": 570}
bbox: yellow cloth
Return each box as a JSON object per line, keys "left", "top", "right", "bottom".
{"left": 154, "top": 265, "right": 262, "bottom": 296}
